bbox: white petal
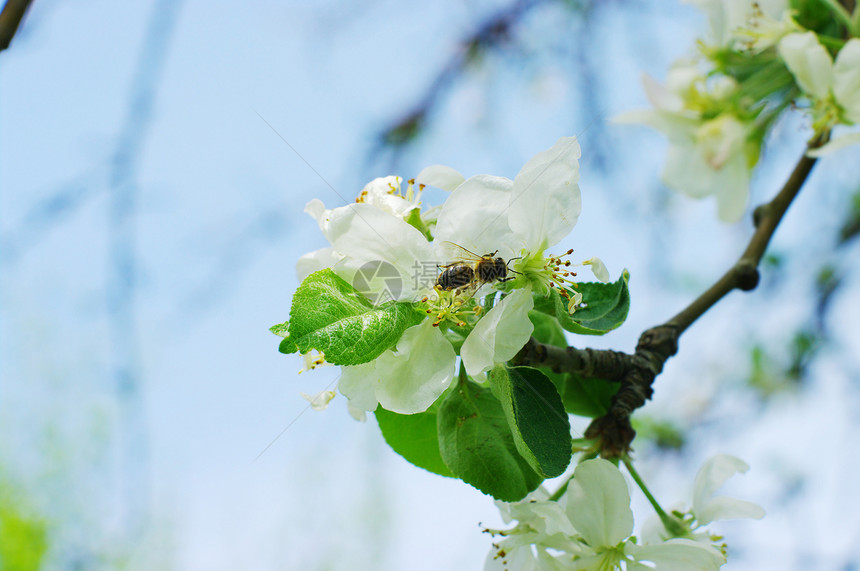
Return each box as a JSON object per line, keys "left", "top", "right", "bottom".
{"left": 584, "top": 257, "right": 609, "bottom": 283}
{"left": 693, "top": 454, "right": 765, "bottom": 525}
{"left": 484, "top": 543, "right": 539, "bottom": 571}
{"left": 346, "top": 402, "right": 367, "bottom": 422}
{"left": 684, "top": 0, "right": 732, "bottom": 46}
{"left": 806, "top": 131, "right": 860, "bottom": 156}
{"left": 416, "top": 165, "right": 466, "bottom": 191}
{"left": 296, "top": 247, "right": 342, "bottom": 281}
{"left": 324, "top": 203, "right": 434, "bottom": 301}
{"left": 535, "top": 550, "right": 571, "bottom": 571}
{"left": 361, "top": 175, "right": 402, "bottom": 196}
{"left": 641, "top": 72, "right": 684, "bottom": 112}
{"left": 640, "top": 513, "right": 670, "bottom": 544}
{"left": 500, "top": 489, "right": 578, "bottom": 538}
{"left": 374, "top": 321, "right": 456, "bottom": 414}
{"left": 778, "top": 32, "right": 833, "bottom": 100}
{"left": 509, "top": 137, "right": 582, "bottom": 252}
{"left": 300, "top": 390, "right": 336, "bottom": 411}
{"left": 434, "top": 174, "right": 519, "bottom": 260}
{"left": 713, "top": 154, "right": 750, "bottom": 223}
{"left": 662, "top": 141, "right": 750, "bottom": 222}
{"left": 698, "top": 495, "right": 766, "bottom": 525}
{"left": 613, "top": 109, "right": 700, "bottom": 145}
{"left": 461, "top": 288, "right": 534, "bottom": 377}
{"left": 563, "top": 458, "right": 634, "bottom": 548}
{"left": 338, "top": 362, "right": 380, "bottom": 413}
{"left": 357, "top": 176, "right": 418, "bottom": 219}
{"left": 663, "top": 144, "right": 718, "bottom": 198}
{"left": 626, "top": 539, "right": 725, "bottom": 571}
{"left": 833, "top": 39, "right": 860, "bottom": 123}
{"left": 304, "top": 198, "right": 331, "bottom": 231}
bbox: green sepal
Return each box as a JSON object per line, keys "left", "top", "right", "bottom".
{"left": 404, "top": 207, "right": 433, "bottom": 241}
{"left": 488, "top": 365, "right": 572, "bottom": 479}
{"left": 286, "top": 269, "right": 423, "bottom": 365}
{"left": 437, "top": 378, "right": 542, "bottom": 501}
{"left": 375, "top": 402, "right": 455, "bottom": 478}
{"left": 534, "top": 270, "right": 630, "bottom": 335}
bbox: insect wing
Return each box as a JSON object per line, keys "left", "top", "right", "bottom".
{"left": 439, "top": 241, "right": 484, "bottom": 263}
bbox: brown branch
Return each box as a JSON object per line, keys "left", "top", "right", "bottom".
{"left": 514, "top": 337, "right": 632, "bottom": 380}
{"left": 0, "top": 0, "right": 33, "bottom": 53}
{"left": 587, "top": 140, "right": 827, "bottom": 457}
{"left": 521, "top": 137, "right": 827, "bottom": 457}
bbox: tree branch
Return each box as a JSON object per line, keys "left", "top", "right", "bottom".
{"left": 520, "top": 138, "right": 826, "bottom": 457}
{"left": 514, "top": 337, "right": 632, "bottom": 380}
{"left": 0, "top": 0, "right": 33, "bottom": 52}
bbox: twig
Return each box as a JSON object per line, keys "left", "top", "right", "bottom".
{"left": 0, "top": 0, "right": 32, "bottom": 52}
{"left": 519, "top": 137, "right": 826, "bottom": 457}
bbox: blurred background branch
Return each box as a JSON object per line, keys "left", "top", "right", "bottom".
{"left": 0, "top": 0, "right": 32, "bottom": 52}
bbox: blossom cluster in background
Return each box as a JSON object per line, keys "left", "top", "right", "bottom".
{"left": 618, "top": 0, "right": 860, "bottom": 221}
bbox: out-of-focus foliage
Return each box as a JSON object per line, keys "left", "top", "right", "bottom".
{"left": 0, "top": 483, "right": 48, "bottom": 571}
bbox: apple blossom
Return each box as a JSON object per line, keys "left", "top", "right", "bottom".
{"left": 615, "top": 63, "right": 760, "bottom": 222}
{"left": 778, "top": 32, "right": 860, "bottom": 154}
{"left": 431, "top": 137, "right": 609, "bottom": 373}
{"left": 485, "top": 459, "right": 727, "bottom": 570}
{"left": 642, "top": 454, "right": 765, "bottom": 546}
{"left": 685, "top": 0, "right": 795, "bottom": 53}
{"left": 337, "top": 319, "right": 456, "bottom": 415}
{"left": 484, "top": 488, "right": 582, "bottom": 571}
{"left": 286, "top": 137, "right": 615, "bottom": 417}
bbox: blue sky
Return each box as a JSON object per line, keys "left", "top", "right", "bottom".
{"left": 2, "top": 0, "right": 860, "bottom": 569}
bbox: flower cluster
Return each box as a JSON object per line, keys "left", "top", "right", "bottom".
{"left": 617, "top": 0, "right": 860, "bottom": 221}
{"left": 484, "top": 455, "right": 764, "bottom": 571}
{"left": 283, "top": 137, "right": 611, "bottom": 419}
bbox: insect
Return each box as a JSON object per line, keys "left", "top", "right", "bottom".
{"left": 435, "top": 242, "right": 520, "bottom": 293}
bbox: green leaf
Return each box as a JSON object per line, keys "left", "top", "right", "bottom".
{"left": 528, "top": 310, "right": 567, "bottom": 348}
{"left": 562, "top": 373, "right": 619, "bottom": 418}
{"left": 279, "top": 336, "right": 297, "bottom": 355}
{"left": 0, "top": 495, "right": 48, "bottom": 571}
{"left": 271, "top": 320, "right": 297, "bottom": 353}
{"left": 437, "top": 379, "right": 542, "bottom": 501}
{"left": 526, "top": 311, "right": 570, "bottom": 394}
{"left": 286, "top": 269, "right": 424, "bottom": 365}
{"left": 270, "top": 321, "right": 290, "bottom": 338}
{"left": 534, "top": 270, "right": 630, "bottom": 335}
{"left": 375, "top": 402, "right": 455, "bottom": 478}
{"left": 488, "top": 366, "right": 571, "bottom": 478}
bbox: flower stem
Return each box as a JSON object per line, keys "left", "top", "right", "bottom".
{"left": 821, "top": 0, "right": 854, "bottom": 32}
{"left": 623, "top": 456, "right": 685, "bottom": 537}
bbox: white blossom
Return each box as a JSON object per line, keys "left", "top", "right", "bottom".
{"left": 337, "top": 320, "right": 456, "bottom": 415}
{"left": 693, "top": 454, "right": 766, "bottom": 526}
{"left": 296, "top": 137, "right": 604, "bottom": 414}
{"left": 461, "top": 287, "right": 535, "bottom": 377}
{"left": 643, "top": 454, "right": 765, "bottom": 545}
{"left": 779, "top": 32, "right": 860, "bottom": 154}
{"left": 685, "top": 0, "right": 794, "bottom": 52}
{"left": 487, "top": 459, "right": 727, "bottom": 570}
{"left": 615, "top": 64, "right": 758, "bottom": 222}
{"left": 432, "top": 137, "right": 605, "bottom": 371}
{"left": 300, "top": 389, "right": 336, "bottom": 411}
